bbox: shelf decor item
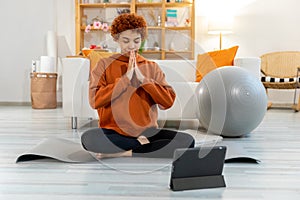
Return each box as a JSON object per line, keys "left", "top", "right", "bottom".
{"left": 185, "top": 18, "right": 191, "bottom": 27}
{"left": 166, "top": 9, "right": 178, "bottom": 27}
{"left": 84, "top": 16, "right": 110, "bottom": 33}
{"left": 116, "top": 8, "right": 130, "bottom": 15}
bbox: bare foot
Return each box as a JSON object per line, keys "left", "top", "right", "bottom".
{"left": 95, "top": 150, "right": 133, "bottom": 159}
{"left": 137, "top": 135, "right": 150, "bottom": 145}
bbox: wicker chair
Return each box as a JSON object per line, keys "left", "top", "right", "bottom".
{"left": 260, "top": 51, "right": 300, "bottom": 111}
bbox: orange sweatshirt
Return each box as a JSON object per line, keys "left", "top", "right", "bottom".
{"left": 89, "top": 53, "right": 176, "bottom": 137}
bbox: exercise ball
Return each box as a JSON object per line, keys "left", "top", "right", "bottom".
{"left": 196, "top": 66, "right": 267, "bottom": 137}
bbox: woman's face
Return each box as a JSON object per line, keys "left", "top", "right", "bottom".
{"left": 116, "top": 30, "right": 142, "bottom": 56}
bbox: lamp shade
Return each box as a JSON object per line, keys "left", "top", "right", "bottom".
{"left": 208, "top": 16, "right": 233, "bottom": 34}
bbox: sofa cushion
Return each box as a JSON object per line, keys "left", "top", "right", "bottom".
{"left": 158, "top": 82, "right": 199, "bottom": 120}
{"left": 196, "top": 46, "right": 239, "bottom": 82}
{"left": 154, "top": 60, "right": 197, "bottom": 82}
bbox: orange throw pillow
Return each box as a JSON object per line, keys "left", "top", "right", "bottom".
{"left": 195, "top": 46, "right": 239, "bottom": 82}
{"left": 88, "top": 50, "right": 116, "bottom": 71}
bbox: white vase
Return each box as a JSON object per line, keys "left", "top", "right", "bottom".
{"left": 169, "top": 42, "right": 175, "bottom": 51}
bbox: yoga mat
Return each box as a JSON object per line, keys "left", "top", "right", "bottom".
{"left": 220, "top": 140, "right": 260, "bottom": 163}
{"left": 16, "top": 133, "right": 259, "bottom": 163}
{"left": 183, "top": 129, "right": 223, "bottom": 146}
{"left": 185, "top": 129, "right": 260, "bottom": 163}
{"left": 16, "top": 137, "right": 95, "bottom": 163}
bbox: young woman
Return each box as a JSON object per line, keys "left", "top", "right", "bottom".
{"left": 81, "top": 13, "right": 195, "bottom": 159}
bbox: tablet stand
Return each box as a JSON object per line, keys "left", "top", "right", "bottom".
{"left": 170, "top": 174, "right": 226, "bottom": 191}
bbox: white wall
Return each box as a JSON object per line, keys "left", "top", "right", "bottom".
{"left": 195, "top": 0, "right": 300, "bottom": 104}
{"left": 0, "top": 0, "right": 55, "bottom": 102}
{"left": 195, "top": 0, "right": 300, "bottom": 56}
{"left": 0, "top": 0, "right": 299, "bottom": 104}
{"left": 0, "top": 0, "right": 75, "bottom": 103}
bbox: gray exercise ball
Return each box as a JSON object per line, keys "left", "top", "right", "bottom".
{"left": 196, "top": 66, "right": 267, "bottom": 137}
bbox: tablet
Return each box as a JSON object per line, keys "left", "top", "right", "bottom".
{"left": 170, "top": 146, "right": 227, "bottom": 191}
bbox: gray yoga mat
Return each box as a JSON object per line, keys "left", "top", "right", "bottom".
{"left": 16, "top": 137, "right": 96, "bottom": 163}
{"left": 16, "top": 130, "right": 260, "bottom": 163}
{"left": 220, "top": 140, "right": 260, "bottom": 163}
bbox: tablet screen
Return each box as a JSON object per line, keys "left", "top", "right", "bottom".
{"left": 171, "top": 146, "right": 227, "bottom": 179}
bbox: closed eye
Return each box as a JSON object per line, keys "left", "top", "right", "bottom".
{"left": 134, "top": 38, "right": 141, "bottom": 43}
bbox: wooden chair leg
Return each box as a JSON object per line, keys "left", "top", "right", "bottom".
{"left": 267, "top": 102, "right": 272, "bottom": 109}
{"left": 265, "top": 88, "right": 272, "bottom": 109}
{"left": 292, "top": 94, "right": 300, "bottom": 112}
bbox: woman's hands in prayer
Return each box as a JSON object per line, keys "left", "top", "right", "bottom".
{"left": 126, "top": 50, "right": 145, "bottom": 83}
{"left": 126, "top": 50, "right": 135, "bottom": 80}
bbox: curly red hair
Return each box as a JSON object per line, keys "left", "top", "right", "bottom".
{"left": 110, "top": 13, "right": 148, "bottom": 41}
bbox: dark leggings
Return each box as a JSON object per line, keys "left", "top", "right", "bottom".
{"left": 81, "top": 127, "right": 195, "bottom": 158}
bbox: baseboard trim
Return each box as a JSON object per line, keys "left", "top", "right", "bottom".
{"left": 0, "top": 102, "right": 62, "bottom": 107}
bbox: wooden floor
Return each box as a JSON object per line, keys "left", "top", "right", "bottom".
{"left": 0, "top": 106, "right": 300, "bottom": 200}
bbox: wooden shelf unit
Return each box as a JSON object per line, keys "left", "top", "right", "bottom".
{"left": 75, "top": 0, "right": 195, "bottom": 60}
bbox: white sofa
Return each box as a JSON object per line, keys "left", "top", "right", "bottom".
{"left": 62, "top": 57, "right": 261, "bottom": 129}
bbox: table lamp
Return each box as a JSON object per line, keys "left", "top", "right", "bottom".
{"left": 208, "top": 16, "right": 233, "bottom": 50}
